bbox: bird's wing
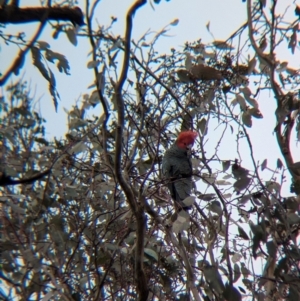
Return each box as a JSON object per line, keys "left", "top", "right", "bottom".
{"left": 161, "top": 153, "right": 171, "bottom": 178}
{"left": 173, "top": 177, "right": 192, "bottom": 201}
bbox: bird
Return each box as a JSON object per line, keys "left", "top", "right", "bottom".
{"left": 162, "top": 131, "right": 198, "bottom": 210}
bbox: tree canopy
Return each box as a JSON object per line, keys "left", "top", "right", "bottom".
{"left": 0, "top": 1, "right": 300, "bottom": 301}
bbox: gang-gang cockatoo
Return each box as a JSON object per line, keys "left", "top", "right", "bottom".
{"left": 162, "top": 131, "right": 198, "bottom": 210}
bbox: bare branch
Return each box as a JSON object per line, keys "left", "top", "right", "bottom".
{"left": 114, "top": 1, "right": 148, "bottom": 300}
{"left": 0, "top": 6, "right": 84, "bottom": 26}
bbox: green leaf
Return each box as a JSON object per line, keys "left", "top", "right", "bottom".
{"left": 223, "top": 283, "right": 242, "bottom": 301}
{"left": 172, "top": 220, "right": 184, "bottom": 233}
{"left": 235, "top": 94, "right": 247, "bottom": 110}
{"left": 215, "top": 180, "right": 231, "bottom": 185}
{"left": 233, "top": 263, "right": 241, "bottom": 283}
{"left": 202, "top": 173, "right": 217, "bottom": 184}
{"left": 45, "top": 49, "right": 70, "bottom": 74}
{"left": 222, "top": 160, "right": 231, "bottom": 172}
{"left": 238, "top": 226, "right": 249, "bottom": 240}
{"left": 266, "top": 241, "right": 277, "bottom": 257}
{"left": 242, "top": 111, "right": 252, "bottom": 128}
{"left": 213, "top": 40, "right": 234, "bottom": 50}
{"left": 261, "top": 159, "right": 267, "bottom": 171}
{"left": 7, "top": 202, "right": 26, "bottom": 214}
{"left": 283, "top": 197, "right": 298, "bottom": 212}
{"left": 52, "top": 25, "right": 62, "bottom": 39}
{"left": 201, "top": 261, "right": 225, "bottom": 296}
{"left": 208, "top": 200, "right": 222, "bottom": 215}
{"left": 144, "top": 248, "right": 158, "bottom": 261}
{"left": 238, "top": 194, "right": 252, "bottom": 205}
{"left": 231, "top": 253, "right": 242, "bottom": 263}
{"left": 66, "top": 28, "right": 78, "bottom": 46}
{"left": 31, "top": 47, "right": 50, "bottom": 81}
{"left": 87, "top": 60, "right": 100, "bottom": 69}
{"left": 34, "top": 137, "right": 49, "bottom": 145}
{"left": 240, "top": 86, "right": 251, "bottom": 98}
{"left": 70, "top": 141, "right": 88, "bottom": 154}
{"left": 247, "top": 57, "right": 257, "bottom": 74}
{"left": 244, "top": 94, "right": 258, "bottom": 111}
{"left": 277, "top": 158, "right": 283, "bottom": 169}
{"left": 170, "top": 18, "right": 179, "bottom": 26}
{"left": 198, "top": 118, "right": 207, "bottom": 135}
{"left": 241, "top": 263, "right": 250, "bottom": 278}
{"left": 48, "top": 69, "right": 59, "bottom": 111}
{"left": 197, "top": 193, "right": 216, "bottom": 201}
{"left": 233, "top": 177, "right": 251, "bottom": 192}
{"left": 248, "top": 107, "right": 263, "bottom": 118}
{"left": 182, "top": 196, "right": 195, "bottom": 206}
{"left": 37, "top": 40, "right": 50, "bottom": 50}
{"left": 265, "top": 181, "right": 281, "bottom": 193}
{"left": 206, "top": 21, "right": 210, "bottom": 32}
{"left": 287, "top": 212, "right": 300, "bottom": 226}
{"left": 79, "top": 276, "right": 88, "bottom": 289}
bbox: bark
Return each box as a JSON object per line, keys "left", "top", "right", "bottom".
{"left": 0, "top": 6, "right": 84, "bottom": 26}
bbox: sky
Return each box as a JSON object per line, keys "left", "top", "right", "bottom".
{"left": 1, "top": 0, "right": 299, "bottom": 196}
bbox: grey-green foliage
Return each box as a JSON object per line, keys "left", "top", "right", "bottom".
{"left": 1, "top": 2, "right": 300, "bottom": 300}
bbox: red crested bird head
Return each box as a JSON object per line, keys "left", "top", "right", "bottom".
{"left": 176, "top": 131, "right": 198, "bottom": 149}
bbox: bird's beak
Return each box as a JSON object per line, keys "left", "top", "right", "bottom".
{"left": 186, "top": 144, "right": 193, "bottom": 151}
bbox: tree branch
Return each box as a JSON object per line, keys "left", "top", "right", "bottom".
{"left": 114, "top": 1, "right": 148, "bottom": 300}
{"left": 247, "top": 0, "right": 300, "bottom": 193}
{"left": 85, "top": 0, "right": 111, "bottom": 169}
{"left": 0, "top": 6, "right": 84, "bottom": 26}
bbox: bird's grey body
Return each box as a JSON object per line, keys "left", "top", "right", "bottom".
{"left": 162, "top": 144, "right": 193, "bottom": 209}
